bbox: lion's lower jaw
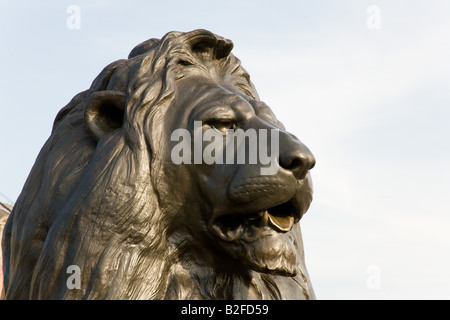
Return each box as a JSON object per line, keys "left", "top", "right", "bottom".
{"left": 209, "top": 221, "right": 303, "bottom": 278}
{"left": 239, "top": 235, "right": 301, "bottom": 278}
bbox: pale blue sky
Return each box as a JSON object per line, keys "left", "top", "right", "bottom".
{"left": 1, "top": 0, "right": 450, "bottom": 299}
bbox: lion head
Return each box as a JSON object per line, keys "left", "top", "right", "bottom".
{"left": 2, "top": 29, "right": 316, "bottom": 300}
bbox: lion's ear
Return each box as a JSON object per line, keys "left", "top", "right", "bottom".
{"left": 84, "top": 90, "right": 127, "bottom": 142}
{"left": 186, "top": 29, "right": 234, "bottom": 59}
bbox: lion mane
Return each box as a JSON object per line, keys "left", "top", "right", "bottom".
{"left": 2, "top": 29, "right": 315, "bottom": 300}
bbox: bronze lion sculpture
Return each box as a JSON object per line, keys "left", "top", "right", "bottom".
{"left": 1, "top": 29, "right": 316, "bottom": 300}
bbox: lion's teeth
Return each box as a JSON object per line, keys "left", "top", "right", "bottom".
{"left": 259, "top": 210, "right": 269, "bottom": 226}
{"left": 224, "top": 225, "right": 244, "bottom": 241}
{"left": 212, "top": 224, "right": 240, "bottom": 242}
{"left": 267, "top": 214, "right": 294, "bottom": 232}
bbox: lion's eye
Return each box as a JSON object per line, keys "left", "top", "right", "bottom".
{"left": 209, "top": 121, "right": 236, "bottom": 132}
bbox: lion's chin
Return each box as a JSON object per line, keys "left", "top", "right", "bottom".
{"left": 209, "top": 204, "right": 302, "bottom": 277}
{"left": 213, "top": 226, "right": 301, "bottom": 277}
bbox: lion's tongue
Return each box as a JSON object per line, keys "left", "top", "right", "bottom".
{"left": 265, "top": 210, "right": 294, "bottom": 232}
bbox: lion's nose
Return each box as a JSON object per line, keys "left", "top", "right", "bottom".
{"left": 279, "top": 138, "right": 316, "bottom": 180}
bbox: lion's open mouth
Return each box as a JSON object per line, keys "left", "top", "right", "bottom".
{"left": 211, "top": 200, "right": 299, "bottom": 242}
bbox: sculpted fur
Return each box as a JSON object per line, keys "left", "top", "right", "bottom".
{"left": 1, "top": 29, "right": 316, "bottom": 299}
